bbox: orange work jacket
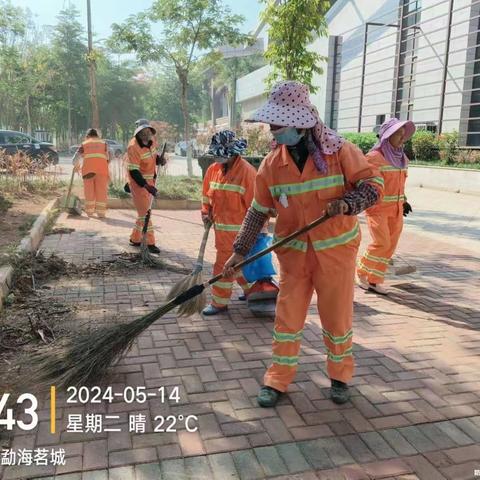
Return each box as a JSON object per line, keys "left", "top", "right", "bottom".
{"left": 81, "top": 139, "right": 109, "bottom": 177}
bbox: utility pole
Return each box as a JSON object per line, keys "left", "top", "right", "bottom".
{"left": 87, "top": 0, "right": 100, "bottom": 129}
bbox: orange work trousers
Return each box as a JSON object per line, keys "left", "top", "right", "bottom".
{"left": 130, "top": 180, "right": 155, "bottom": 246}
{"left": 211, "top": 247, "right": 250, "bottom": 308}
{"left": 83, "top": 174, "right": 108, "bottom": 217}
{"left": 264, "top": 243, "right": 356, "bottom": 392}
{"left": 357, "top": 208, "right": 403, "bottom": 284}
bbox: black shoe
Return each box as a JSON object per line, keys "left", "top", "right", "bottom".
{"left": 257, "top": 386, "right": 282, "bottom": 407}
{"left": 129, "top": 240, "right": 141, "bottom": 247}
{"left": 238, "top": 294, "right": 247, "bottom": 301}
{"left": 330, "top": 379, "right": 350, "bottom": 404}
{"left": 147, "top": 245, "right": 161, "bottom": 254}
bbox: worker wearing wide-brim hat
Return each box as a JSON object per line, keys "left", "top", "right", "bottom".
{"left": 126, "top": 122, "right": 165, "bottom": 253}
{"left": 357, "top": 118, "right": 416, "bottom": 295}
{"left": 224, "top": 81, "right": 384, "bottom": 407}
{"left": 201, "top": 130, "right": 278, "bottom": 316}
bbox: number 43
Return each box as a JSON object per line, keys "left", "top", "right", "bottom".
{"left": 0, "top": 393, "right": 38, "bottom": 430}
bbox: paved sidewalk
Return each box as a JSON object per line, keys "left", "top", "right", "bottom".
{"left": 1, "top": 190, "right": 479, "bottom": 480}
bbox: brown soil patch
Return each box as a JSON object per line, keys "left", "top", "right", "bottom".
{"left": 0, "top": 192, "right": 59, "bottom": 263}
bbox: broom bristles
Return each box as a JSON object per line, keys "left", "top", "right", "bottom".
{"left": 34, "top": 301, "right": 176, "bottom": 389}
{"left": 167, "top": 272, "right": 206, "bottom": 317}
{"left": 33, "top": 282, "right": 207, "bottom": 388}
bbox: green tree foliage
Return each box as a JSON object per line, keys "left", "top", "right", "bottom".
{"left": 260, "top": 0, "right": 330, "bottom": 92}
{"left": 110, "top": 0, "right": 249, "bottom": 175}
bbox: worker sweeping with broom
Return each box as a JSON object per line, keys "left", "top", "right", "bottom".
{"left": 223, "top": 81, "right": 384, "bottom": 407}
{"left": 201, "top": 130, "right": 278, "bottom": 316}
{"left": 126, "top": 121, "right": 165, "bottom": 254}
{"left": 357, "top": 118, "right": 416, "bottom": 295}
{"left": 73, "top": 128, "right": 110, "bottom": 218}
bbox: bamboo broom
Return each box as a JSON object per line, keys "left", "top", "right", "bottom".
{"left": 166, "top": 221, "right": 212, "bottom": 316}
{"left": 35, "top": 212, "right": 331, "bottom": 388}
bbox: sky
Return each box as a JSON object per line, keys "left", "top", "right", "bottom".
{"left": 12, "top": 0, "right": 263, "bottom": 43}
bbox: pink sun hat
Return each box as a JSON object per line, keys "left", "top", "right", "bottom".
{"left": 378, "top": 118, "right": 416, "bottom": 143}
{"left": 246, "top": 81, "right": 317, "bottom": 128}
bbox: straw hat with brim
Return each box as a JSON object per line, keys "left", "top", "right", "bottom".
{"left": 134, "top": 124, "right": 156, "bottom": 136}
{"left": 379, "top": 119, "right": 416, "bottom": 142}
{"left": 246, "top": 81, "right": 317, "bottom": 128}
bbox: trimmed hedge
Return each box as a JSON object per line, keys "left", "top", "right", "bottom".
{"left": 342, "top": 132, "right": 378, "bottom": 153}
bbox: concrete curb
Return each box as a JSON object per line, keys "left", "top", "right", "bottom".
{"left": 107, "top": 198, "right": 201, "bottom": 210}
{"left": 0, "top": 198, "right": 59, "bottom": 311}
{"left": 409, "top": 165, "right": 480, "bottom": 195}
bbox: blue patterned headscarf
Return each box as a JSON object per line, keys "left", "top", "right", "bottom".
{"left": 208, "top": 130, "right": 247, "bottom": 158}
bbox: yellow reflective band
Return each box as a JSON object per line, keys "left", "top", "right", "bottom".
{"left": 141, "top": 151, "right": 153, "bottom": 160}
{"left": 273, "top": 329, "right": 303, "bottom": 343}
{"left": 202, "top": 196, "right": 210, "bottom": 204}
{"left": 269, "top": 175, "right": 344, "bottom": 197}
{"left": 322, "top": 328, "right": 353, "bottom": 345}
{"left": 357, "top": 177, "right": 384, "bottom": 187}
{"left": 252, "top": 199, "right": 271, "bottom": 214}
{"left": 127, "top": 163, "right": 139, "bottom": 170}
{"left": 272, "top": 235, "right": 308, "bottom": 252}
{"left": 84, "top": 153, "right": 108, "bottom": 160}
{"left": 312, "top": 223, "right": 359, "bottom": 251}
{"left": 213, "top": 281, "right": 234, "bottom": 290}
{"left": 383, "top": 194, "right": 406, "bottom": 203}
{"left": 143, "top": 174, "right": 154, "bottom": 179}
{"left": 214, "top": 223, "right": 242, "bottom": 232}
{"left": 210, "top": 182, "right": 245, "bottom": 194}
{"left": 212, "top": 295, "right": 230, "bottom": 305}
{"left": 364, "top": 252, "right": 390, "bottom": 265}
{"left": 272, "top": 355, "right": 299, "bottom": 366}
{"left": 380, "top": 165, "right": 407, "bottom": 172}
{"left": 327, "top": 347, "right": 353, "bottom": 363}
{"left": 357, "top": 260, "right": 385, "bottom": 278}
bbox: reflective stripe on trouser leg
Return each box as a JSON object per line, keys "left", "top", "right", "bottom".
{"left": 313, "top": 245, "right": 356, "bottom": 383}
{"left": 211, "top": 248, "right": 249, "bottom": 308}
{"left": 94, "top": 175, "right": 108, "bottom": 217}
{"left": 357, "top": 210, "right": 403, "bottom": 284}
{"left": 83, "top": 177, "right": 95, "bottom": 214}
{"left": 130, "top": 181, "right": 155, "bottom": 245}
{"left": 263, "top": 263, "right": 314, "bottom": 392}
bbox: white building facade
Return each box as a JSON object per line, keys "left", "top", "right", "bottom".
{"left": 236, "top": 0, "right": 480, "bottom": 147}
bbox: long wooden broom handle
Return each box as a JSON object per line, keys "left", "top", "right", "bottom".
{"left": 194, "top": 223, "right": 212, "bottom": 271}
{"left": 64, "top": 149, "right": 80, "bottom": 209}
{"left": 205, "top": 212, "right": 332, "bottom": 286}
{"left": 142, "top": 142, "right": 167, "bottom": 235}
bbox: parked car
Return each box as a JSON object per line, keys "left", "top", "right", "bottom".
{"left": 0, "top": 130, "right": 58, "bottom": 164}
{"left": 174, "top": 140, "right": 199, "bottom": 157}
{"left": 69, "top": 139, "right": 125, "bottom": 158}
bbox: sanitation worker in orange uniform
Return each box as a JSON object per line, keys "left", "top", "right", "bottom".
{"left": 201, "top": 130, "right": 278, "bottom": 316}
{"left": 126, "top": 122, "right": 165, "bottom": 254}
{"left": 74, "top": 128, "right": 110, "bottom": 218}
{"left": 224, "top": 81, "right": 384, "bottom": 407}
{"left": 357, "top": 118, "right": 416, "bottom": 295}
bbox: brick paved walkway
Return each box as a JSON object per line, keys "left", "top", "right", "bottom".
{"left": 1, "top": 206, "right": 479, "bottom": 480}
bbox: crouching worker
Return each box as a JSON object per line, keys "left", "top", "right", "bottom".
{"left": 224, "top": 81, "right": 384, "bottom": 407}
{"left": 74, "top": 128, "right": 110, "bottom": 218}
{"left": 201, "top": 130, "right": 278, "bottom": 316}
{"left": 126, "top": 122, "right": 166, "bottom": 254}
{"left": 357, "top": 118, "right": 416, "bottom": 295}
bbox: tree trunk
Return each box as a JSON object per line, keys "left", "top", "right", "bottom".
{"left": 180, "top": 75, "right": 193, "bottom": 177}
{"left": 229, "top": 58, "right": 238, "bottom": 129}
{"left": 26, "top": 95, "right": 32, "bottom": 136}
{"left": 87, "top": 0, "right": 100, "bottom": 130}
{"left": 67, "top": 86, "right": 72, "bottom": 148}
